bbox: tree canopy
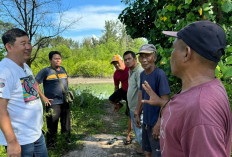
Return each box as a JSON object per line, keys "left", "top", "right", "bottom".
{"left": 30, "top": 20, "right": 146, "bottom": 77}
{"left": 119, "top": 0, "right": 232, "bottom": 45}
{"left": 119, "top": 0, "right": 232, "bottom": 95}
{"left": 0, "top": 0, "right": 79, "bottom": 66}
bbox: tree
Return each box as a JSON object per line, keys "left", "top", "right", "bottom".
{"left": 0, "top": 46, "right": 4, "bottom": 61}
{"left": 119, "top": 0, "right": 232, "bottom": 45}
{"left": 82, "top": 37, "right": 93, "bottom": 49}
{"left": 0, "top": 0, "right": 80, "bottom": 66}
{"left": 47, "top": 35, "right": 79, "bottom": 49}
{"left": 91, "top": 36, "right": 99, "bottom": 48}
{"left": 0, "top": 19, "right": 15, "bottom": 61}
{"left": 119, "top": 0, "right": 232, "bottom": 94}
{"left": 100, "top": 20, "right": 120, "bottom": 43}
{"left": 0, "top": 20, "right": 14, "bottom": 35}
{"left": 100, "top": 20, "right": 145, "bottom": 51}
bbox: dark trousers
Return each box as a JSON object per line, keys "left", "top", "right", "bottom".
{"left": 46, "top": 103, "right": 71, "bottom": 146}
{"left": 109, "top": 88, "right": 130, "bottom": 116}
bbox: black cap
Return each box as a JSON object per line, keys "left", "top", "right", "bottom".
{"left": 162, "top": 20, "right": 226, "bottom": 62}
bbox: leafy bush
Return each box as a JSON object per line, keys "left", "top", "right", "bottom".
{"left": 30, "top": 34, "right": 146, "bottom": 78}
{"left": 76, "top": 60, "right": 113, "bottom": 77}
{"left": 216, "top": 56, "right": 232, "bottom": 105}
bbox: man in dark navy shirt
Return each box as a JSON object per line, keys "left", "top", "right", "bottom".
{"left": 35, "top": 51, "right": 71, "bottom": 148}
{"left": 134, "top": 44, "right": 170, "bottom": 157}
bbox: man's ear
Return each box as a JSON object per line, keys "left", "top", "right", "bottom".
{"left": 5, "top": 43, "right": 12, "bottom": 52}
{"left": 184, "top": 46, "right": 192, "bottom": 62}
{"left": 153, "top": 53, "right": 157, "bottom": 62}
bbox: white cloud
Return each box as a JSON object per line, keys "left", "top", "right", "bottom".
{"left": 63, "top": 34, "right": 100, "bottom": 43}
{"left": 76, "top": 5, "right": 124, "bottom": 12}
{"left": 64, "top": 35, "right": 85, "bottom": 42}
{"left": 57, "top": 5, "right": 124, "bottom": 31}
{"left": 54, "top": 5, "right": 125, "bottom": 43}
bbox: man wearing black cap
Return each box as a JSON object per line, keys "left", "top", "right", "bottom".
{"left": 142, "top": 20, "right": 231, "bottom": 157}
{"left": 134, "top": 44, "right": 170, "bottom": 157}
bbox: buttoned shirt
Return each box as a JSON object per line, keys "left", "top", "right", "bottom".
{"left": 127, "top": 64, "right": 143, "bottom": 112}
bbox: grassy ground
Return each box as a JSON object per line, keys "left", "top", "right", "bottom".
{"left": 70, "top": 83, "right": 114, "bottom": 100}
{"left": 47, "top": 88, "right": 109, "bottom": 156}
{"left": 47, "top": 84, "right": 117, "bottom": 156}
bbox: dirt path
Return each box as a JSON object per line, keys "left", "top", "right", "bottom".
{"left": 69, "top": 77, "right": 113, "bottom": 84}
{"left": 63, "top": 103, "right": 143, "bottom": 157}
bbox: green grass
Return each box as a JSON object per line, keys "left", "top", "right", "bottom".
{"left": 46, "top": 87, "right": 109, "bottom": 156}
{"left": 70, "top": 83, "right": 114, "bottom": 99}
{"left": 0, "top": 146, "right": 6, "bottom": 156}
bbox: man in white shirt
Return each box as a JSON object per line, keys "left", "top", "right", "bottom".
{"left": 0, "top": 28, "right": 48, "bottom": 157}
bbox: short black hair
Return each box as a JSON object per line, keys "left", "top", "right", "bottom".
{"left": 2, "top": 28, "right": 28, "bottom": 46}
{"left": 123, "top": 51, "right": 136, "bottom": 59}
{"left": 49, "top": 51, "right": 61, "bottom": 60}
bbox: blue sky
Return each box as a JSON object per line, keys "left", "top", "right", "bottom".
{"left": 59, "top": 0, "right": 126, "bottom": 43}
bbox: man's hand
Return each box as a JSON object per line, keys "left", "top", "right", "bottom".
{"left": 134, "top": 111, "right": 141, "bottom": 128}
{"left": 7, "top": 140, "right": 21, "bottom": 157}
{"left": 42, "top": 97, "right": 53, "bottom": 106}
{"left": 152, "top": 118, "right": 161, "bottom": 140}
{"left": 0, "top": 98, "right": 21, "bottom": 157}
{"left": 36, "top": 81, "right": 53, "bottom": 106}
{"left": 141, "top": 81, "right": 162, "bottom": 106}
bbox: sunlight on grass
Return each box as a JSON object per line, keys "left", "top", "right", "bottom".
{"left": 70, "top": 83, "right": 114, "bottom": 100}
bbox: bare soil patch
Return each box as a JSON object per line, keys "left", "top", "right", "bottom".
{"left": 63, "top": 103, "right": 144, "bottom": 157}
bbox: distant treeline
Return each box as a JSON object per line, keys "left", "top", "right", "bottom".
{"left": 31, "top": 20, "right": 146, "bottom": 77}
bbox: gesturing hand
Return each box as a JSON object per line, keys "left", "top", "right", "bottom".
{"left": 141, "top": 81, "right": 162, "bottom": 106}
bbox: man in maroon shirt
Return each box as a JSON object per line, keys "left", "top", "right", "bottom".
{"left": 109, "top": 54, "right": 132, "bottom": 144}
{"left": 141, "top": 20, "right": 231, "bottom": 157}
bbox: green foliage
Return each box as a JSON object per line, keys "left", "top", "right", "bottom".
{"left": 72, "top": 83, "right": 114, "bottom": 100}
{"left": 0, "top": 145, "right": 6, "bottom": 156}
{"left": 42, "top": 87, "right": 107, "bottom": 156}
{"left": 100, "top": 20, "right": 120, "bottom": 43}
{"left": 0, "top": 20, "right": 14, "bottom": 35}
{"left": 48, "top": 36, "right": 80, "bottom": 49}
{"left": 119, "top": 0, "right": 232, "bottom": 98}
{"left": 69, "top": 87, "right": 107, "bottom": 135}
{"left": 216, "top": 58, "right": 232, "bottom": 105}
{"left": 31, "top": 20, "right": 146, "bottom": 77}
{"left": 0, "top": 47, "right": 5, "bottom": 61}
{"left": 0, "top": 19, "right": 14, "bottom": 62}
{"left": 76, "top": 60, "right": 113, "bottom": 77}
{"left": 222, "top": 1, "right": 232, "bottom": 13}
